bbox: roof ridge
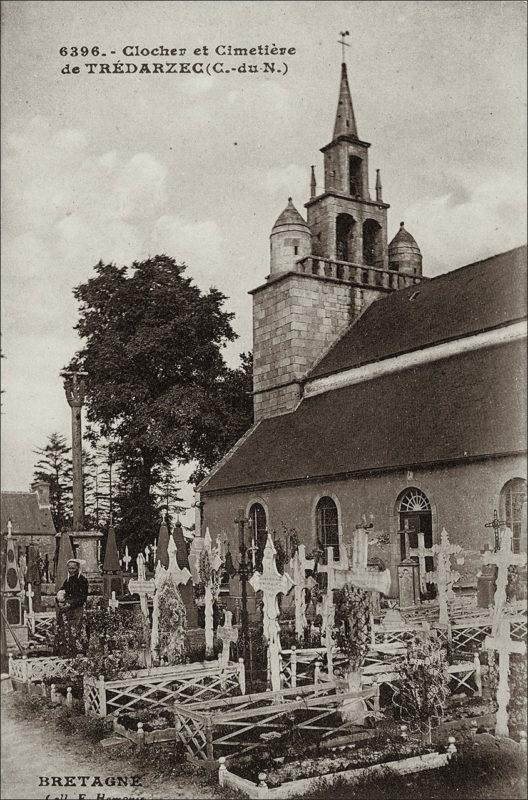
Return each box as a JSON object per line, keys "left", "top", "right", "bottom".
{"left": 430, "top": 244, "right": 527, "bottom": 282}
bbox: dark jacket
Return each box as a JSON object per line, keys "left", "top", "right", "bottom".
{"left": 60, "top": 573, "right": 89, "bottom": 609}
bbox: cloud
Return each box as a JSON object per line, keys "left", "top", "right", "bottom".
{"left": 149, "top": 215, "right": 225, "bottom": 289}
{"left": 241, "top": 163, "right": 307, "bottom": 206}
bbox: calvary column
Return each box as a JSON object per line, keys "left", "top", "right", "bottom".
{"left": 62, "top": 369, "right": 102, "bottom": 586}
{"left": 63, "top": 369, "right": 87, "bottom": 531}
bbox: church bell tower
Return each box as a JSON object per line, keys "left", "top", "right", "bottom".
{"left": 306, "top": 62, "right": 389, "bottom": 268}
{"left": 251, "top": 56, "right": 423, "bottom": 423}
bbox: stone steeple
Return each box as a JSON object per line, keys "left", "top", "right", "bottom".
{"left": 333, "top": 63, "right": 358, "bottom": 139}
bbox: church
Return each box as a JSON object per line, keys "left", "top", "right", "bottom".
{"left": 197, "top": 62, "right": 527, "bottom": 607}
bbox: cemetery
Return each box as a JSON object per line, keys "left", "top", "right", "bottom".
{"left": 2, "top": 498, "right": 526, "bottom": 799}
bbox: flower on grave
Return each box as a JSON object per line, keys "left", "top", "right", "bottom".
{"left": 157, "top": 578, "right": 187, "bottom": 665}
{"left": 334, "top": 583, "right": 371, "bottom": 673}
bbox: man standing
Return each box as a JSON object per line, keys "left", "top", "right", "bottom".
{"left": 56, "top": 559, "right": 88, "bottom": 656}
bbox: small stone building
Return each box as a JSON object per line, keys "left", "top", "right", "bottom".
{"left": 196, "top": 63, "right": 527, "bottom": 611}
{"left": 1, "top": 482, "right": 57, "bottom": 565}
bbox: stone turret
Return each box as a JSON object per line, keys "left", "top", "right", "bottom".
{"left": 270, "top": 198, "right": 311, "bottom": 276}
{"left": 388, "top": 222, "right": 423, "bottom": 277}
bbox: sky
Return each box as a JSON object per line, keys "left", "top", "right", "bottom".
{"left": 1, "top": 0, "right": 526, "bottom": 522}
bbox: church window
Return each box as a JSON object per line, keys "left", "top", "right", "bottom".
{"left": 316, "top": 496, "right": 340, "bottom": 561}
{"left": 500, "top": 478, "right": 526, "bottom": 554}
{"left": 294, "top": 245, "right": 298, "bottom": 255}
{"left": 390, "top": 261, "right": 400, "bottom": 272}
{"left": 362, "top": 219, "right": 383, "bottom": 266}
{"left": 248, "top": 502, "right": 267, "bottom": 568}
{"left": 397, "top": 487, "right": 435, "bottom": 599}
{"left": 349, "top": 156, "right": 363, "bottom": 197}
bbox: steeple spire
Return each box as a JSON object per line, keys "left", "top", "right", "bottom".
{"left": 333, "top": 62, "right": 358, "bottom": 140}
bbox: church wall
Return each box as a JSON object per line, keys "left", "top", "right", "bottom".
{"left": 202, "top": 453, "right": 526, "bottom": 604}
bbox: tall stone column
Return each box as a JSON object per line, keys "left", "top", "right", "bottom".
{"left": 62, "top": 370, "right": 87, "bottom": 532}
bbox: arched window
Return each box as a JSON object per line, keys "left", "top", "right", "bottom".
{"left": 336, "top": 213, "right": 356, "bottom": 262}
{"left": 500, "top": 479, "right": 527, "bottom": 554}
{"left": 362, "top": 219, "right": 383, "bottom": 267}
{"left": 349, "top": 156, "right": 363, "bottom": 197}
{"left": 397, "top": 487, "right": 435, "bottom": 599}
{"left": 316, "top": 496, "right": 340, "bottom": 561}
{"left": 248, "top": 503, "right": 267, "bottom": 569}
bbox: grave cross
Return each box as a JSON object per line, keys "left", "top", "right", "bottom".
{"left": 108, "top": 591, "right": 119, "bottom": 612}
{"left": 289, "top": 544, "right": 316, "bottom": 639}
{"left": 424, "top": 528, "right": 462, "bottom": 625}
{"left": 7, "top": 519, "right": 13, "bottom": 536}
{"left": 122, "top": 546, "right": 131, "bottom": 572}
{"left": 315, "top": 547, "right": 339, "bottom": 680}
{"left": 485, "top": 509, "right": 506, "bottom": 552}
{"left": 26, "top": 583, "right": 35, "bottom": 633}
{"left": 128, "top": 554, "right": 155, "bottom": 618}
{"left": 203, "top": 528, "right": 224, "bottom": 656}
{"left": 408, "top": 532, "right": 435, "bottom": 594}
{"left": 482, "top": 527, "right": 527, "bottom": 635}
{"left": 217, "top": 610, "right": 239, "bottom": 672}
{"left": 250, "top": 534, "right": 294, "bottom": 691}
{"left": 485, "top": 617, "right": 526, "bottom": 736}
{"left": 248, "top": 537, "right": 259, "bottom": 570}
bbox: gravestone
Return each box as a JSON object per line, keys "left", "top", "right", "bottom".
{"left": 397, "top": 558, "right": 420, "bottom": 608}
{"left": 408, "top": 532, "right": 435, "bottom": 595}
{"left": 200, "top": 528, "right": 224, "bottom": 657}
{"left": 250, "top": 534, "right": 294, "bottom": 692}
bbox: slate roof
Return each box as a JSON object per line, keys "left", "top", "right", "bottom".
{"left": 201, "top": 339, "right": 526, "bottom": 494}
{"left": 1, "top": 491, "right": 57, "bottom": 536}
{"left": 308, "top": 246, "right": 527, "bottom": 380}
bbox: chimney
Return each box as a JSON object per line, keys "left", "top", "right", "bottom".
{"left": 31, "top": 481, "right": 50, "bottom": 508}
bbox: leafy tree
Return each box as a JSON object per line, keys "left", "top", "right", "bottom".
{"left": 66, "top": 255, "right": 253, "bottom": 552}
{"left": 33, "top": 433, "right": 73, "bottom": 531}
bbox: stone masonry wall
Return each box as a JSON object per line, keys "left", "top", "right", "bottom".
{"left": 252, "top": 272, "right": 380, "bottom": 421}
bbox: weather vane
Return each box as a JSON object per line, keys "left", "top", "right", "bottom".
{"left": 338, "top": 30, "right": 350, "bottom": 62}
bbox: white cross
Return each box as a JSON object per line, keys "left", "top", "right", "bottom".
{"left": 485, "top": 617, "right": 526, "bottom": 736}
{"left": 408, "top": 532, "right": 435, "bottom": 593}
{"left": 201, "top": 528, "right": 224, "bottom": 656}
{"left": 217, "top": 610, "right": 239, "bottom": 672}
{"left": 108, "top": 591, "right": 119, "bottom": 611}
{"left": 482, "top": 527, "right": 527, "bottom": 635}
{"left": 152, "top": 541, "right": 157, "bottom": 564}
{"left": 122, "top": 546, "right": 131, "bottom": 572}
{"left": 424, "top": 528, "right": 462, "bottom": 625}
{"left": 7, "top": 520, "right": 13, "bottom": 537}
{"left": 248, "top": 537, "right": 259, "bottom": 570}
{"left": 167, "top": 534, "right": 192, "bottom": 586}
{"left": 128, "top": 554, "right": 155, "bottom": 618}
{"left": 26, "top": 583, "right": 35, "bottom": 632}
{"left": 289, "top": 544, "right": 316, "bottom": 639}
{"left": 250, "top": 534, "right": 294, "bottom": 691}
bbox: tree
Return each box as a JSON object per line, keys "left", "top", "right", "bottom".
{"left": 153, "top": 463, "right": 186, "bottom": 524}
{"left": 33, "top": 433, "right": 73, "bottom": 531}
{"left": 66, "top": 255, "right": 253, "bottom": 552}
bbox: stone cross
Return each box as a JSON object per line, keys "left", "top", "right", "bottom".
{"left": 108, "top": 591, "right": 119, "bottom": 611}
{"left": 485, "top": 617, "right": 526, "bottom": 736}
{"left": 482, "top": 527, "right": 526, "bottom": 635}
{"left": 408, "top": 532, "right": 435, "bottom": 594}
{"left": 250, "top": 534, "right": 294, "bottom": 692}
{"left": 167, "top": 535, "right": 192, "bottom": 587}
{"left": 424, "top": 528, "right": 462, "bottom": 625}
{"left": 122, "top": 546, "right": 131, "bottom": 571}
{"left": 289, "top": 544, "right": 316, "bottom": 639}
{"left": 217, "top": 610, "right": 238, "bottom": 672}
{"left": 128, "top": 554, "right": 155, "bottom": 617}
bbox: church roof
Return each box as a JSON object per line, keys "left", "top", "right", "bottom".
{"left": 1, "top": 491, "right": 57, "bottom": 536}
{"left": 200, "top": 246, "right": 527, "bottom": 495}
{"left": 272, "top": 198, "right": 308, "bottom": 229}
{"left": 333, "top": 62, "right": 358, "bottom": 139}
{"left": 308, "top": 246, "right": 527, "bottom": 380}
{"left": 200, "top": 338, "right": 526, "bottom": 494}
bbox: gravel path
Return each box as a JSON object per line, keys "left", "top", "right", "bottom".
{"left": 1, "top": 694, "right": 219, "bottom": 800}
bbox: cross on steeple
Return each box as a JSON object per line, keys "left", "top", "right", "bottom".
{"left": 338, "top": 30, "right": 350, "bottom": 63}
